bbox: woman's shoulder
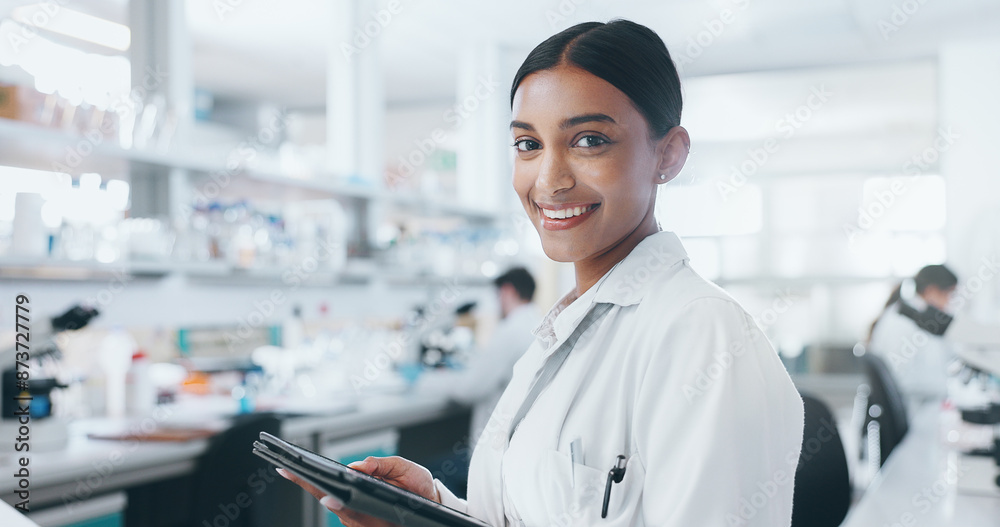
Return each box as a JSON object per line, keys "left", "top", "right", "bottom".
{"left": 624, "top": 262, "right": 780, "bottom": 377}
{"left": 639, "top": 261, "right": 749, "bottom": 322}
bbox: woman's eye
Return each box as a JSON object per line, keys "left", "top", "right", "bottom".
{"left": 573, "top": 135, "right": 608, "bottom": 148}
{"left": 514, "top": 139, "right": 541, "bottom": 152}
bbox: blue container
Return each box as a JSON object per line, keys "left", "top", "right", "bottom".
{"left": 66, "top": 512, "right": 122, "bottom": 527}
{"left": 326, "top": 446, "right": 398, "bottom": 527}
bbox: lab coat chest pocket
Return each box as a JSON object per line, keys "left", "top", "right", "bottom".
{"left": 537, "top": 450, "right": 645, "bottom": 526}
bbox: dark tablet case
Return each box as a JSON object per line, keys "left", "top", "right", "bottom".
{"left": 252, "top": 431, "right": 490, "bottom": 527}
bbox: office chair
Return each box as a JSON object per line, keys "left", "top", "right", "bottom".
{"left": 189, "top": 412, "right": 300, "bottom": 527}
{"left": 860, "top": 352, "right": 909, "bottom": 467}
{"left": 791, "top": 393, "right": 852, "bottom": 527}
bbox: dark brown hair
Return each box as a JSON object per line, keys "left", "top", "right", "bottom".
{"left": 510, "top": 19, "right": 683, "bottom": 138}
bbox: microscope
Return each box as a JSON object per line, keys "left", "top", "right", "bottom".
{"left": 893, "top": 278, "right": 1000, "bottom": 488}
{"left": 908, "top": 308, "right": 1000, "bottom": 489}
{"left": 0, "top": 305, "right": 98, "bottom": 454}
{"left": 953, "top": 358, "right": 1000, "bottom": 490}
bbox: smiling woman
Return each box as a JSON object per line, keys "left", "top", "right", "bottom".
{"left": 281, "top": 19, "right": 805, "bottom": 527}
{"left": 508, "top": 20, "right": 690, "bottom": 291}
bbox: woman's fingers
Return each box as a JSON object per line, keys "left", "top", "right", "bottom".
{"left": 276, "top": 468, "right": 395, "bottom": 525}
{"left": 276, "top": 456, "right": 439, "bottom": 526}
{"left": 347, "top": 456, "right": 438, "bottom": 502}
{"left": 275, "top": 468, "right": 325, "bottom": 502}
{"left": 348, "top": 456, "right": 403, "bottom": 479}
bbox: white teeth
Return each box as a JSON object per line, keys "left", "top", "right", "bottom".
{"left": 541, "top": 204, "right": 595, "bottom": 219}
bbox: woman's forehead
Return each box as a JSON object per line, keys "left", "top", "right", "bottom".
{"left": 511, "top": 65, "right": 639, "bottom": 126}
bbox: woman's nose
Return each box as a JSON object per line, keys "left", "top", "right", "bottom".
{"left": 535, "top": 150, "right": 575, "bottom": 196}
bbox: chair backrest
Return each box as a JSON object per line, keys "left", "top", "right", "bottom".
{"left": 190, "top": 412, "right": 292, "bottom": 527}
{"left": 862, "top": 353, "right": 909, "bottom": 465}
{"left": 792, "top": 393, "right": 852, "bottom": 527}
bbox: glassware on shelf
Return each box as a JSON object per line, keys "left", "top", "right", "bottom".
{"left": 370, "top": 219, "right": 513, "bottom": 281}
{"left": 172, "top": 199, "right": 349, "bottom": 276}
{"left": 121, "top": 218, "right": 175, "bottom": 261}
{"left": 10, "top": 192, "right": 47, "bottom": 257}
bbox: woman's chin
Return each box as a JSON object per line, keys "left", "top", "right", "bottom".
{"left": 540, "top": 243, "right": 585, "bottom": 263}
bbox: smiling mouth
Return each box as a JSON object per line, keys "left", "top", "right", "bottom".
{"left": 535, "top": 202, "right": 601, "bottom": 230}
{"left": 539, "top": 203, "right": 600, "bottom": 220}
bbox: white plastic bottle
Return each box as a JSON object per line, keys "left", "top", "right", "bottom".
{"left": 126, "top": 351, "right": 156, "bottom": 416}
{"left": 99, "top": 328, "right": 136, "bottom": 419}
{"left": 283, "top": 305, "right": 305, "bottom": 351}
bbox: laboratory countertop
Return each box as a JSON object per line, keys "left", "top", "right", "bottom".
{"left": 842, "top": 402, "right": 1000, "bottom": 526}
{"left": 0, "top": 390, "right": 454, "bottom": 509}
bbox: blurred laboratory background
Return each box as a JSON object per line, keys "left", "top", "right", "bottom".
{"left": 0, "top": 0, "right": 999, "bottom": 526}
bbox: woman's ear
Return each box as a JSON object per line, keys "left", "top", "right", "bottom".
{"left": 655, "top": 126, "right": 690, "bottom": 184}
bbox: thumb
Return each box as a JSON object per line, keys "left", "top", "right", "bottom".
{"left": 347, "top": 459, "right": 365, "bottom": 468}
{"left": 348, "top": 456, "right": 403, "bottom": 480}
{"left": 347, "top": 457, "right": 376, "bottom": 474}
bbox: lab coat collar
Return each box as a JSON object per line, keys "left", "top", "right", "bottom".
{"left": 592, "top": 230, "right": 689, "bottom": 306}
{"left": 533, "top": 231, "right": 689, "bottom": 350}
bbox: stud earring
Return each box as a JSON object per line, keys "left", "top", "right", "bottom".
{"left": 658, "top": 174, "right": 667, "bottom": 181}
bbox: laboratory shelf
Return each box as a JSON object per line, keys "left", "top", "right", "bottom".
{"left": 0, "top": 256, "right": 228, "bottom": 280}
{"left": 244, "top": 168, "right": 498, "bottom": 221}
{"left": 714, "top": 274, "right": 900, "bottom": 287}
{"left": 0, "top": 117, "right": 219, "bottom": 174}
{"left": 0, "top": 255, "right": 495, "bottom": 287}
{"left": 0, "top": 118, "right": 500, "bottom": 222}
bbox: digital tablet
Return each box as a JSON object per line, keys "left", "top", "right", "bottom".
{"left": 252, "top": 431, "right": 490, "bottom": 527}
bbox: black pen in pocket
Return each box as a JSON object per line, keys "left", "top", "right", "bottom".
{"left": 601, "top": 454, "right": 627, "bottom": 519}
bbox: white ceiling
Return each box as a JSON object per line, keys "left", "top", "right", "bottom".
{"left": 181, "top": 0, "right": 1000, "bottom": 108}
{"left": 2, "top": 0, "right": 998, "bottom": 107}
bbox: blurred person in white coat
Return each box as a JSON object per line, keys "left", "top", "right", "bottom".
{"left": 868, "top": 264, "right": 958, "bottom": 401}
{"left": 868, "top": 263, "right": 1000, "bottom": 401}
{"left": 447, "top": 267, "right": 540, "bottom": 447}
{"left": 282, "top": 19, "right": 805, "bottom": 526}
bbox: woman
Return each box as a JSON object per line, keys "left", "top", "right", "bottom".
{"left": 282, "top": 19, "right": 804, "bottom": 526}
{"left": 868, "top": 264, "right": 959, "bottom": 401}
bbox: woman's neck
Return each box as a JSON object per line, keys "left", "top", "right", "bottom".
{"left": 573, "top": 208, "right": 660, "bottom": 297}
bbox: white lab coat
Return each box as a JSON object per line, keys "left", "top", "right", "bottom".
{"left": 869, "top": 299, "right": 954, "bottom": 400}
{"left": 448, "top": 303, "right": 541, "bottom": 445}
{"left": 434, "top": 231, "right": 805, "bottom": 526}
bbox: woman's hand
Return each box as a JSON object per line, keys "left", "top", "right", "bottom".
{"left": 277, "top": 456, "right": 439, "bottom": 527}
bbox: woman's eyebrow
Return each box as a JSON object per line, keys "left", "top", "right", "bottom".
{"left": 510, "top": 120, "right": 534, "bottom": 131}
{"left": 509, "top": 113, "right": 617, "bottom": 132}
{"left": 560, "top": 113, "right": 616, "bottom": 129}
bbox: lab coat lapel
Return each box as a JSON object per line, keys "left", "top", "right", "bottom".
{"left": 472, "top": 231, "right": 689, "bottom": 526}
{"left": 592, "top": 230, "right": 689, "bottom": 306}
{"left": 473, "top": 295, "right": 602, "bottom": 526}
